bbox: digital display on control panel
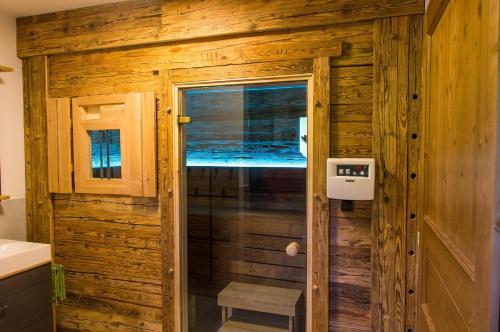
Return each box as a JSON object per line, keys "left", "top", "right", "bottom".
{"left": 336, "top": 164, "right": 369, "bottom": 177}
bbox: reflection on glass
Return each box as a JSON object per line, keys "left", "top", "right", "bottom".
{"left": 184, "top": 82, "right": 307, "bottom": 332}
{"left": 88, "top": 129, "right": 122, "bottom": 179}
{"left": 184, "top": 82, "right": 307, "bottom": 168}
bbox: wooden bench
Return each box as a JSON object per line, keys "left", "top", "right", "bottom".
{"left": 218, "top": 282, "right": 302, "bottom": 332}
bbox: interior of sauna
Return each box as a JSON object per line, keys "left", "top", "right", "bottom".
{"left": 183, "top": 82, "right": 308, "bottom": 331}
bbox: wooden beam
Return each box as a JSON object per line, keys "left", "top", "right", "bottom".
{"left": 372, "top": 16, "right": 410, "bottom": 332}
{"left": 308, "top": 57, "right": 330, "bottom": 332}
{"left": 23, "top": 56, "right": 52, "bottom": 244}
{"left": 161, "top": 0, "right": 424, "bottom": 42}
{"left": 159, "top": 69, "right": 175, "bottom": 332}
{"left": 406, "top": 14, "right": 423, "bottom": 332}
{"left": 17, "top": 0, "right": 424, "bottom": 57}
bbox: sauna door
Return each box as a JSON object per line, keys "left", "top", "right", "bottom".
{"left": 175, "top": 77, "right": 311, "bottom": 332}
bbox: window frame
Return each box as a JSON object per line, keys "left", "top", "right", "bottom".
{"left": 72, "top": 93, "right": 139, "bottom": 195}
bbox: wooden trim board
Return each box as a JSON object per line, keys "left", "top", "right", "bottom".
{"left": 426, "top": 0, "right": 450, "bottom": 34}
{"left": 0, "top": 65, "right": 13, "bottom": 72}
{"left": 47, "top": 97, "right": 72, "bottom": 193}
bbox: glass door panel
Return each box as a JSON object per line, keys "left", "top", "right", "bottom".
{"left": 182, "top": 81, "right": 308, "bottom": 332}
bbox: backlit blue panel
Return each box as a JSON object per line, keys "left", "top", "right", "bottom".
{"left": 184, "top": 82, "right": 307, "bottom": 168}
{"left": 89, "top": 129, "right": 122, "bottom": 178}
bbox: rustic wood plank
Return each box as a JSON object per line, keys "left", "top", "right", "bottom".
{"left": 405, "top": 14, "right": 423, "bottom": 332}
{"left": 57, "top": 295, "right": 162, "bottom": 332}
{"left": 161, "top": 0, "right": 423, "bottom": 42}
{"left": 218, "top": 282, "right": 302, "bottom": 317}
{"left": 159, "top": 69, "right": 175, "bottom": 332}
{"left": 308, "top": 57, "right": 330, "bottom": 332}
{"left": 372, "top": 16, "right": 410, "bottom": 332}
{"left": 53, "top": 193, "right": 159, "bottom": 224}
{"left": 47, "top": 23, "right": 372, "bottom": 98}
{"left": 53, "top": 193, "right": 162, "bottom": 331}
{"left": 17, "top": 0, "right": 422, "bottom": 57}
{"left": 141, "top": 91, "right": 157, "bottom": 197}
{"left": 219, "top": 320, "right": 288, "bottom": 332}
{"left": 23, "top": 55, "right": 52, "bottom": 245}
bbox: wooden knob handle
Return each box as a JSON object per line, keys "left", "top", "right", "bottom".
{"left": 286, "top": 242, "right": 300, "bottom": 257}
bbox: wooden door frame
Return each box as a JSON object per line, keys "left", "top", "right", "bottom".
{"left": 160, "top": 57, "right": 331, "bottom": 332}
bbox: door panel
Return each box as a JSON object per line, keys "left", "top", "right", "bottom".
{"left": 418, "top": 0, "right": 500, "bottom": 331}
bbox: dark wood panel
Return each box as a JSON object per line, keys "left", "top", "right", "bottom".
{"left": 0, "top": 265, "right": 53, "bottom": 332}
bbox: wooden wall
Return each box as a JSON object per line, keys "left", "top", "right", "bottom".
{"left": 18, "top": 1, "right": 424, "bottom": 331}
{"left": 53, "top": 194, "right": 162, "bottom": 331}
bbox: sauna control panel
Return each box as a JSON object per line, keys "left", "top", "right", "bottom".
{"left": 327, "top": 158, "right": 375, "bottom": 200}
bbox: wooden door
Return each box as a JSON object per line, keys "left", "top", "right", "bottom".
{"left": 418, "top": 0, "right": 500, "bottom": 331}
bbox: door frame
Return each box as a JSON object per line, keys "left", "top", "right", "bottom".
{"left": 160, "top": 58, "right": 331, "bottom": 332}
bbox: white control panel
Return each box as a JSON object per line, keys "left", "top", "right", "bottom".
{"left": 327, "top": 158, "right": 375, "bottom": 200}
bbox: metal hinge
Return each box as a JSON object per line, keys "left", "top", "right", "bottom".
{"left": 178, "top": 116, "right": 191, "bottom": 124}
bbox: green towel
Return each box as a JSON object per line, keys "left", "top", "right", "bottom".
{"left": 51, "top": 263, "right": 66, "bottom": 304}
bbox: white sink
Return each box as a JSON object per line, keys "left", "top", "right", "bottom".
{"left": 0, "top": 239, "right": 51, "bottom": 279}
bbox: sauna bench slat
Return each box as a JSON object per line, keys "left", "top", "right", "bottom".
{"left": 219, "top": 320, "right": 289, "bottom": 332}
{"left": 217, "top": 282, "right": 302, "bottom": 317}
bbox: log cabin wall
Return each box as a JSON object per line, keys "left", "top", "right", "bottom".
{"left": 18, "top": 1, "right": 424, "bottom": 331}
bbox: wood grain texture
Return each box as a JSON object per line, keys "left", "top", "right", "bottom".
{"left": 53, "top": 193, "right": 162, "bottom": 332}
{"left": 418, "top": 0, "right": 500, "bottom": 331}
{"left": 47, "top": 97, "right": 72, "bottom": 193}
{"left": 158, "top": 69, "right": 175, "bottom": 332}
{"left": 406, "top": 14, "right": 423, "bottom": 332}
{"left": 17, "top": 2, "right": 423, "bottom": 328}
{"left": 161, "top": 0, "right": 424, "bottom": 42}
{"left": 329, "top": 55, "right": 373, "bottom": 332}
{"left": 372, "top": 16, "right": 410, "bottom": 332}
{"left": 307, "top": 57, "right": 330, "bottom": 332}
{"left": 23, "top": 55, "right": 52, "bottom": 245}
{"left": 16, "top": 0, "right": 423, "bottom": 57}
{"left": 425, "top": 0, "right": 450, "bottom": 34}
{"left": 43, "top": 22, "right": 374, "bottom": 331}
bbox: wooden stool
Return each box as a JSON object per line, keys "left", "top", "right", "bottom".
{"left": 218, "top": 282, "right": 302, "bottom": 332}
